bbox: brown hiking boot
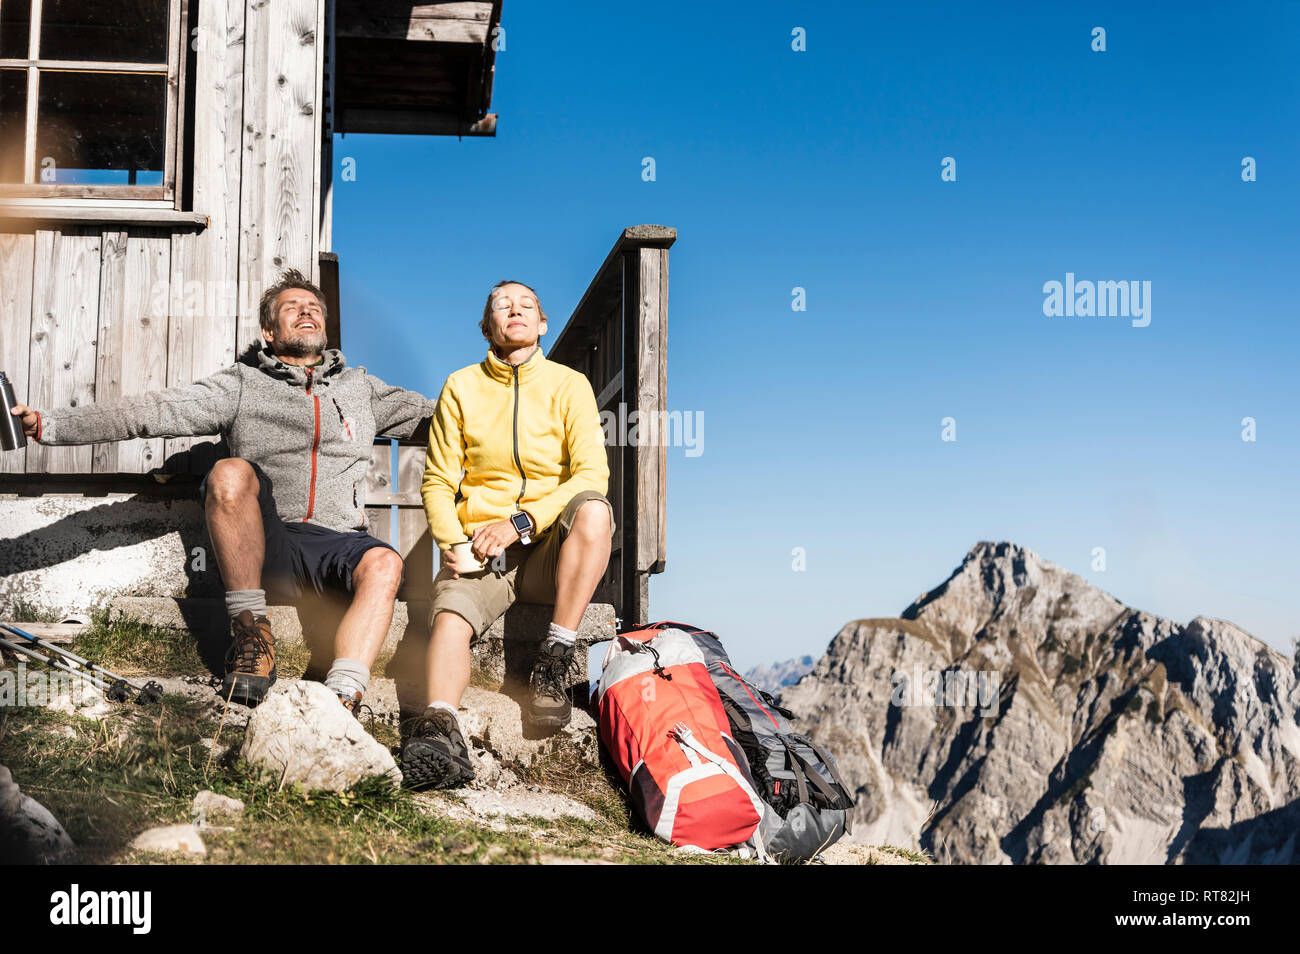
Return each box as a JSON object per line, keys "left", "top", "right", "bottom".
{"left": 337, "top": 691, "right": 362, "bottom": 718}
{"left": 526, "top": 639, "right": 575, "bottom": 734}
{"left": 222, "top": 611, "right": 276, "bottom": 706}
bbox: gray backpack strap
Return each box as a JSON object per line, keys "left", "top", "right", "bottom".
{"left": 787, "top": 747, "right": 846, "bottom": 805}
{"left": 778, "top": 737, "right": 811, "bottom": 805}
{"left": 802, "top": 737, "right": 853, "bottom": 800}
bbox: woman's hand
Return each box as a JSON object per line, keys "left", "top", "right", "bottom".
{"left": 471, "top": 520, "right": 520, "bottom": 561}
{"left": 441, "top": 546, "right": 476, "bottom": 580}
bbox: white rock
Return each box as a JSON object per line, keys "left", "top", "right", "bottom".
{"left": 192, "top": 790, "right": 244, "bottom": 821}
{"left": 461, "top": 787, "right": 596, "bottom": 822}
{"left": 457, "top": 686, "right": 600, "bottom": 773}
{"left": 130, "top": 824, "right": 206, "bottom": 856}
{"left": 240, "top": 681, "right": 401, "bottom": 792}
{"left": 0, "top": 764, "right": 77, "bottom": 864}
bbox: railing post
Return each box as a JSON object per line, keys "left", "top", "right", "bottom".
{"left": 549, "top": 225, "right": 675, "bottom": 626}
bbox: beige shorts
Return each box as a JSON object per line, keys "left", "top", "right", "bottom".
{"left": 429, "top": 490, "right": 615, "bottom": 638}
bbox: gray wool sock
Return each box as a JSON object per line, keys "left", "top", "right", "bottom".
{"left": 324, "top": 658, "right": 370, "bottom": 699}
{"left": 424, "top": 700, "right": 461, "bottom": 726}
{"left": 545, "top": 622, "right": 577, "bottom": 648}
{"left": 225, "top": 589, "right": 267, "bottom": 620}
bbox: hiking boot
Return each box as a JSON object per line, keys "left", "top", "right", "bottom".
{"left": 526, "top": 639, "right": 574, "bottom": 733}
{"left": 222, "top": 611, "right": 276, "bottom": 706}
{"left": 401, "top": 707, "right": 475, "bottom": 790}
{"left": 337, "top": 691, "right": 362, "bottom": 718}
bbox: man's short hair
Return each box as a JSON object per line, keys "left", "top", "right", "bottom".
{"left": 260, "top": 268, "right": 327, "bottom": 333}
{"left": 480, "top": 280, "right": 547, "bottom": 340}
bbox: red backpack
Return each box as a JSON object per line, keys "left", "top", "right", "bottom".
{"left": 597, "top": 622, "right": 773, "bottom": 853}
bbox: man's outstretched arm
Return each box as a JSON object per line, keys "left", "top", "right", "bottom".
{"left": 8, "top": 365, "right": 243, "bottom": 445}
{"left": 367, "top": 372, "right": 438, "bottom": 442}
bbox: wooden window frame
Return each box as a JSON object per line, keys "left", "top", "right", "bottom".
{"left": 0, "top": 0, "right": 187, "bottom": 209}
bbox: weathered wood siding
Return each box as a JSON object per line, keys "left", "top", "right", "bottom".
{"left": 0, "top": 0, "right": 327, "bottom": 477}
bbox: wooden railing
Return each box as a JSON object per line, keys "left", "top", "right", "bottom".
{"left": 363, "top": 225, "right": 675, "bottom": 626}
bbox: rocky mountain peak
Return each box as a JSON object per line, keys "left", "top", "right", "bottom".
{"left": 783, "top": 542, "right": 1300, "bottom": 865}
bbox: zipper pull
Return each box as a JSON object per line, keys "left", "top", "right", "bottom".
{"left": 332, "top": 398, "right": 354, "bottom": 440}
{"left": 305, "top": 367, "right": 313, "bottom": 394}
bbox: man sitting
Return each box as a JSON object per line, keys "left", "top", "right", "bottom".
{"left": 9, "top": 268, "right": 437, "bottom": 715}
{"left": 405, "top": 280, "right": 613, "bottom": 789}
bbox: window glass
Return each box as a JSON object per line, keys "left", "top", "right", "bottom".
{"left": 0, "top": 0, "right": 32, "bottom": 59}
{"left": 39, "top": 0, "right": 169, "bottom": 63}
{"left": 36, "top": 71, "right": 166, "bottom": 185}
{"left": 0, "top": 69, "right": 26, "bottom": 182}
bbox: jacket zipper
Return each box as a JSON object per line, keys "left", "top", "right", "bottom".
{"left": 510, "top": 364, "right": 526, "bottom": 506}
{"left": 332, "top": 397, "right": 353, "bottom": 440}
{"left": 303, "top": 367, "right": 320, "bottom": 522}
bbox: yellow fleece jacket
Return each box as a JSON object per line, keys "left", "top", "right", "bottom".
{"left": 421, "top": 347, "right": 609, "bottom": 549}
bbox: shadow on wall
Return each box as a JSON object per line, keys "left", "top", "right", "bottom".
{"left": 0, "top": 450, "right": 229, "bottom": 615}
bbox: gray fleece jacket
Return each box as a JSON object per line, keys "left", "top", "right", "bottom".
{"left": 37, "top": 345, "right": 436, "bottom": 534}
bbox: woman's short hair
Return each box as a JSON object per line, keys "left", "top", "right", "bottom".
{"left": 480, "top": 280, "right": 547, "bottom": 340}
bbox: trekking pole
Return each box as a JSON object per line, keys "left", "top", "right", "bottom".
{"left": 0, "top": 623, "right": 164, "bottom": 703}
{"left": 0, "top": 635, "right": 117, "bottom": 697}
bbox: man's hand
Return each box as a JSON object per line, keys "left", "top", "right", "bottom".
{"left": 8, "top": 404, "right": 40, "bottom": 439}
{"left": 471, "top": 519, "right": 520, "bottom": 561}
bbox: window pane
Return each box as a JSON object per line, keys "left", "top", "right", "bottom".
{"left": 0, "top": 0, "right": 32, "bottom": 59}
{"left": 40, "top": 0, "right": 169, "bottom": 63}
{"left": 36, "top": 71, "right": 165, "bottom": 185}
{"left": 0, "top": 69, "right": 26, "bottom": 182}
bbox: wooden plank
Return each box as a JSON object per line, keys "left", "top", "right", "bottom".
{"left": 0, "top": 233, "right": 36, "bottom": 475}
{"left": 620, "top": 252, "right": 640, "bottom": 623}
{"left": 364, "top": 439, "right": 395, "bottom": 506}
{"left": 0, "top": 186, "right": 177, "bottom": 201}
{"left": 234, "top": 0, "right": 271, "bottom": 354}
{"left": 163, "top": 0, "right": 185, "bottom": 201}
{"left": 336, "top": 1, "right": 494, "bottom": 43}
{"left": 594, "top": 369, "right": 622, "bottom": 409}
{"left": 0, "top": 207, "right": 209, "bottom": 227}
{"left": 0, "top": 59, "right": 170, "bottom": 72}
{"left": 334, "top": 109, "right": 495, "bottom": 137}
{"left": 656, "top": 248, "right": 668, "bottom": 570}
{"left": 165, "top": 0, "right": 244, "bottom": 472}
{"left": 396, "top": 509, "right": 435, "bottom": 601}
{"left": 22, "top": 0, "right": 41, "bottom": 185}
{"left": 319, "top": 0, "right": 336, "bottom": 254}
{"left": 25, "top": 229, "right": 101, "bottom": 474}
{"left": 319, "top": 252, "right": 340, "bottom": 347}
{"left": 94, "top": 230, "right": 170, "bottom": 474}
{"left": 364, "top": 505, "right": 392, "bottom": 546}
{"left": 91, "top": 230, "right": 129, "bottom": 472}
{"left": 0, "top": 621, "right": 89, "bottom": 644}
{"left": 633, "top": 246, "right": 663, "bottom": 578}
{"left": 395, "top": 442, "right": 425, "bottom": 498}
{"left": 237, "top": 0, "right": 321, "bottom": 354}
{"left": 310, "top": 0, "right": 327, "bottom": 276}
{"left": 364, "top": 442, "right": 425, "bottom": 506}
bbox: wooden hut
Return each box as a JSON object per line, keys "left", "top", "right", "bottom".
{"left": 0, "top": 2, "right": 671, "bottom": 652}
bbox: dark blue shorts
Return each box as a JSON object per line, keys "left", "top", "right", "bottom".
{"left": 199, "top": 459, "right": 400, "bottom": 603}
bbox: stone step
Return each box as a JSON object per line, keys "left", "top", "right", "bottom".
{"left": 107, "top": 596, "right": 616, "bottom": 711}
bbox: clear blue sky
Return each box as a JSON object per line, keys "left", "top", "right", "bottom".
{"left": 334, "top": 2, "right": 1300, "bottom": 670}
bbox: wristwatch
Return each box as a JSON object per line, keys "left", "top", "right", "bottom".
{"left": 510, "top": 511, "right": 534, "bottom": 545}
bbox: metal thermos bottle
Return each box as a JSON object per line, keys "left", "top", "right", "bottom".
{"left": 0, "top": 371, "right": 26, "bottom": 451}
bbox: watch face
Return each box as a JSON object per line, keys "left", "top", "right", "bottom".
{"left": 511, "top": 513, "right": 530, "bottom": 533}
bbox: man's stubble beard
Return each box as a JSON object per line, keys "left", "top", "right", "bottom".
{"left": 273, "top": 329, "right": 327, "bottom": 358}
